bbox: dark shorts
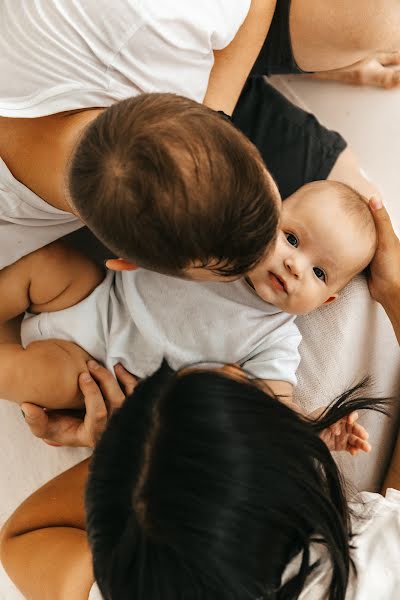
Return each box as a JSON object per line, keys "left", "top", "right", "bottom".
{"left": 232, "top": 77, "right": 347, "bottom": 199}
{"left": 251, "top": 0, "right": 313, "bottom": 76}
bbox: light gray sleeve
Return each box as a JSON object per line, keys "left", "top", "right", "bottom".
{"left": 242, "top": 325, "right": 302, "bottom": 385}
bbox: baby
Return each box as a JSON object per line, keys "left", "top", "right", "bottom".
{"left": 0, "top": 180, "right": 376, "bottom": 416}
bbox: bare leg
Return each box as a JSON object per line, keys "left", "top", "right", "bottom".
{"left": 0, "top": 241, "right": 104, "bottom": 409}
{"left": 0, "top": 318, "right": 21, "bottom": 344}
{"left": 290, "top": 0, "right": 400, "bottom": 88}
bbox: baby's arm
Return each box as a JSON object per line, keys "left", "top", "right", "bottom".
{"left": 0, "top": 459, "right": 93, "bottom": 600}
{"left": 316, "top": 409, "right": 371, "bottom": 455}
{"left": 258, "top": 378, "right": 371, "bottom": 456}
{"left": 0, "top": 241, "right": 104, "bottom": 409}
{"left": 0, "top": 339, "right": 92, "bottom": 409}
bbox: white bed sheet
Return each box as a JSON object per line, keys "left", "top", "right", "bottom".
{"left": 1, "top": 78, "right": 400, "bottom": 598}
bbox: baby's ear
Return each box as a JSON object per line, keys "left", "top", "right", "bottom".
{"left": 105, "top": 258, "right": 139, "bottom": 272}
{"left": 323, "top": 294, "right": 338, "bottom": 305}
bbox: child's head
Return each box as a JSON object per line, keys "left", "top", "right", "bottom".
{"left": 86, "top": 362, "right": 382, "bottom": 600}
{"left": 67, "top": 93, "right": 280, "bottom": 280}
{"left": 248, "top": 181, "right": 377, "bottom": 314}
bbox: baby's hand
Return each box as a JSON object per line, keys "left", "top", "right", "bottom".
{"left": 318, "top": 410, "right": 371, "bottom": 455}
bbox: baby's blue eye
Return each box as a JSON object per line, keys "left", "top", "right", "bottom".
{"left": 286, "top": 233, "right": 298, "bottom": 247}
{"left": 313, "top": 267, "right": 326, "bottom": 282}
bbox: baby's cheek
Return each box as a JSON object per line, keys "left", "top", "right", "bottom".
{"left": 280, "top": 297, "right": 303, "bottom": 315}
{"left": 289, "top": 293, "right": 319, "bottom": 316}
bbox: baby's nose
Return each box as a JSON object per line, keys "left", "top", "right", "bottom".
{"left": 284, "top": 256, "right": 301, "bottom": 278}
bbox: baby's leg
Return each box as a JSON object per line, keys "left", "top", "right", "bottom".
{"left": 0, "top": 241, "right": 104, "bottom": 409}
{"left": 1, "top": 338, "right": 92, "bottom": 409}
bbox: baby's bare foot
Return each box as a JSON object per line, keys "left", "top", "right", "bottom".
{"left": 309, "top": 52, "right": 400, "bottom": 89}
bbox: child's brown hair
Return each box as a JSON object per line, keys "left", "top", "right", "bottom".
{"left": 68, "top": 93, "right": 280, "bottom": 277}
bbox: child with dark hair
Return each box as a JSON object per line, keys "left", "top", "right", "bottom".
{"left": 68, "top": 93, "right": 280, "bottom": 278}
{"left": 0, "top": 179, "right": 376, "bottom": 411}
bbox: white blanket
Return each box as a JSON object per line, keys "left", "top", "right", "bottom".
{"left": 1, "top": 78, "right": 400, "bottom": 598}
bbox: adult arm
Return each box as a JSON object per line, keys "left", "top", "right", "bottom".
{"left": 366, "top": 199, "right": 400, "bottom": 493}
{"left": 204, "top": 0, "right": 276, "bottom": 114}
{"left": 0, "top": 459, "right": 92, "bottom": 600}
{"left": 328, "top": 146, "right": 383, "bottom": 200}
{"left": 383, "top": 437, "right": 400, "bottom": 493}
{"left": 0, "top": 364, "right": 135, "bottom": 598}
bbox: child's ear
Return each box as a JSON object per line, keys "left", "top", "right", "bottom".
{"left": 323, "top": 294, "right": 338, "bottom": 305}
{"left": 105, "top": 258, "right": 139, "bottom": 272}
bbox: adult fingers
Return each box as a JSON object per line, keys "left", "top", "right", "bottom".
{"left": 369, "top": 198, "right": 397, "bottom": 248}
{"left": 78, "top": 371, "right": 108, "bottom": 445}
{"left": 87, "top": 360, "right": 125, "bottom": 412}
{"left": 21, "top": 403, "right": 51, "bottom": 439}
{"left": 114, "top": 363, "right": 138, "bottom": 396}
{"left": 42, "top": 438, "right": 63, "bottom": 447}
{"left": 21, "top": 402, "right": 86, "bottom": 447}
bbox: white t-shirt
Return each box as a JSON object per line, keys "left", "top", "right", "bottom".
{"left": 89, "top": 489, "right": 400, "bottom": 600}
{"left": 21, "top": 269, "right": 302, "bottom": 384}
{"left": 284, "top": 488, "right": 400, "bottom": 599}
{"left": 0, "top": 159, "right": 83, "bottom": 269}
{"left": 0, "top": 0, "right": 251, "bottom": 116}
{"left": 0, "top": 0, "right": 250, "bottom": 267}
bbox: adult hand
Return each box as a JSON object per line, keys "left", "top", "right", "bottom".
{"left": 21, "top": 361, "right": 138, "bottom": 448}
{"left": 368, "top": 197, "right": 400, "bottom": 308}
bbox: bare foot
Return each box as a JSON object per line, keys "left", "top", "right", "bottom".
{"left": 309, "top": 52, "right": 400, "bottom": 89}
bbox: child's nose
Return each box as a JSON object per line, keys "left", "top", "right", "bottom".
{"left": 284, "top": 255, "right": 302, "bottom": 278}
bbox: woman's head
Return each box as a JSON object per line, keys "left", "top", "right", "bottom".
{"left": 86, "top": 363, "right": 385, "bottom": 600}
{"left": 67, "top": 93, "right": 280, "bottom": 280}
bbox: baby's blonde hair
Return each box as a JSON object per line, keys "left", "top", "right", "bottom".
{"left": 329, "top": 181, "right": 375, "bottom": 240}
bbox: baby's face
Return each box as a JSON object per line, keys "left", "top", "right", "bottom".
{"left": 248, "top": 182, "right": 375, "bottom": 315}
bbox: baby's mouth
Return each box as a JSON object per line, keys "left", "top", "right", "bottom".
{"left": 268, "top": 272, "right": 288, "bottom": 293}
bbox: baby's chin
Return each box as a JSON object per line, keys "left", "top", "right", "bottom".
{"left": 262, "top": 295, "right": 307, "bottom": 315}
{"left": 254, "top": 287, "right": 307, "bottom": 314}
{"left": 276, "top": 298, "right": 327, "bottom": 316}
{"left": 278, "top": 303, "right": 309, "bottom": 316}
{"left": 252, "top": 283, "right": 327, "bottom": 315}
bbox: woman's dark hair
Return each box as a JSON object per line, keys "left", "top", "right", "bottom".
{"left": 86, "top": 363, "right": 388, "bottom": 600}
{"left": 68, "top": 93, "right": 280, "bottom": 277}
